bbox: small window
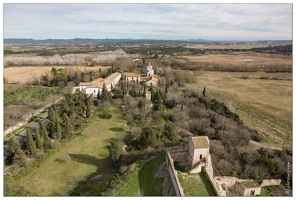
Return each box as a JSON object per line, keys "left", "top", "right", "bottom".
{"left": 200, "top": 154, "right": 202, "bottom": 159}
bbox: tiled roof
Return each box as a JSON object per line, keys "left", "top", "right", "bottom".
{"left": 79, "top": 72, "right": 121, "bottom": 88}
{"left": 125, "top": 73, "right": 140, "bottom": 77}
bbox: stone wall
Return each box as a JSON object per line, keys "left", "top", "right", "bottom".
{"left": 204, "top": 155, "right": 227, "bottom": 196}
{"left": 166, "top": 151, "right": 185, "bottom": 196}
{"left": 260, "top": 179, "right": 282, "bottom": 187}
{"left": 167, "top": 143, "right": 188, "bottom": 163}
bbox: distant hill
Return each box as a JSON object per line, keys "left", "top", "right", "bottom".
{"left": 4, "top": 38, "right": 292, "bottom": 46}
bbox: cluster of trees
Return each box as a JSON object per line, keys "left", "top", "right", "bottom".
{"left": 4, "top": 49, "right": 129, "bottom": 67}
{"left": 101, "top": 68, "right": 291, "bottom": 184}
{"left": 5, "top": 92, "right": 92, "bottom": 169}
{"left": 166, "top": 58, "right": 292, "bottom": 73}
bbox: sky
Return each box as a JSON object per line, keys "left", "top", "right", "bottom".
{"left": 2, "top": 2, "right": 293, "bottom": 41}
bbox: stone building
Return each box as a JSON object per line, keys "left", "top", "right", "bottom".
{"left": 145, "top": 62, "right": 154, "bottom": 77}
{"left": 188, "top": 136, "right": 210, "bottom": 170}
{"left": 125, "top": 73, "right": 141, "bottom": 82}
{"left": 236, "top": 180, "right": 261, "bottom": 196}
{"left": 79, "top": 72, "right": 121, "bottom": 96}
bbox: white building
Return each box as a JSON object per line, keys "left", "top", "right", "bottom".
{"left": 79, "top": 72, "right": 121, "bottom": 96}
{"left": 145, "top": 62, "right": 154, "bottom": 77}
{"left": 125, "top": 73, "right": 141, "bottom": 82}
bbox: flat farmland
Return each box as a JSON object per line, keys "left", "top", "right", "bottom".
{"left": 184, "top": 43, "right": 291, "bottom": 49}
{"left": 4, "top": 66, "right": 110, "bottom": 84}
{"left": 180, "top": 54, "right": 292, "bottom": 66}
{"left": 186, "top": 71, "right": 292, "bottom": 148}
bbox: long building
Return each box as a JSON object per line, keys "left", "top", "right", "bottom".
{"left": 78, "top": 72, "right": 121, "bottom": 96}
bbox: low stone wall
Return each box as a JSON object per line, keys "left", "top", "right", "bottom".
{"left": 204, "top": 155, "right": 227, "bottom": 196}
{"left": 260, "top": 179, "right": 282, "bottom": 187}
{"left": 166, "top": 151, "right": 185, "bottom": 196}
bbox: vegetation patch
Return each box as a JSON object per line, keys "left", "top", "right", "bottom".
{"left": 106, "top": 154, "right": 165, "bottom": 196}
{"left": 4, "top": 105, "right": 127, "bottom": 196}
{"left": 177, "top": 172, "right": 216, "bottom": 196}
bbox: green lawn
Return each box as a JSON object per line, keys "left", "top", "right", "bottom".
{"left": 4, "top": 106, "right": 128, "bottom": 196}
{"left": 178, "top": 172, "right": 216, "bottom": 196}
{"left": 115, "top": 154, "right": 165, "bottom": 196}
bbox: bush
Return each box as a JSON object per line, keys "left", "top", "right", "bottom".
{"left": 99, "top": 111, "right": 112, "bottom": 119}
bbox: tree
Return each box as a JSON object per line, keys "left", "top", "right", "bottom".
{"left": 26, "top": 128, "right": 37, "bottom": 156}
{"left": 61, "top": 113, "right": 73, "bottom": 139}
{"left": 39, "top": 121, "right": 52, "bottom": 149}
{"left": 164, "top": 123, "right": 178, "bottom": 141}
{"left": 12, "top": 148, "right": 27, "bottom": 167}
{"left": 142, "top": 85, "right": 146, "bottom": 98}
{"left": 140, "top": 127, "right": 158, "bottom": 148}
{"left": 5, "top": 139, "right": 21, "bottom": 164}
{"left": 203, "top": 86, "right": 206, "bottom": 97}
{"left": 107, "top": 139, "right": 122, "bottom": 168}
{"left": 34, "top": 127, "right": 43, "bottom": 150}
{"left": 86, "top": 106, "right": 91, "bottom": 118}
{"left": 56, "top": 121, "right": 62, "bottom": 140}
{"left": 127, "top": 121, "right": 136, "bottom": 132}
{"left": 47, "top": 106, "right": 57, "bottom": 138}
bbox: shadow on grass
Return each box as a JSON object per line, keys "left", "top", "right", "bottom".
{"left": 138, "top": 154, "right": 165, "bottom": 196}
{"left": 109, "top": 127, "right": 125, "bottom": 132}
{"left": 65, "top": 153, "right": 117, "bottom": 196}
{"left": 199, "top": 172, "right": 217, "bottom": 196}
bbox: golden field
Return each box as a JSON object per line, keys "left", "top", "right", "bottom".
{"left": 186, "top": 71, "right": 292, "bottom": 148}
{"left": 4, "top": 66, "right": 110, "bottom": 84}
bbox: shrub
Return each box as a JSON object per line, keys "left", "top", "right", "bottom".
{"left": 99, "top": 111, "right": 112, "bottom": 119}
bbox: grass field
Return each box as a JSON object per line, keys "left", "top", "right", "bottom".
{"left": 116, "top": 154, "right": 165, "bottom": 196}
{"left": 186, "top": 71, "right": 292, "bottom": 148}
{"left": 4, "top": 84, "right": 62, "bottom": 107}
{"left": 4, "top": 66, "right": 110, "bottom": 84}
{"left": 4, "top": 106, "right": 128, "bottom": 196}
{"left": 178, "top": 172, "right": 216, "bottom": 196}
{"left": 180, "top": 54, "right": 292, "bottom": 66}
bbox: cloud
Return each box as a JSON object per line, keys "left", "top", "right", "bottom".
{"left": 3, "top": 3, "right": 292, "bottom": 40}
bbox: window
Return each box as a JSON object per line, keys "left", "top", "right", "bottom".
{"left": 200, "top": 154, "right": 202, "bottom": 159}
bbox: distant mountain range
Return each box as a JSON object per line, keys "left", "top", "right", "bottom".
{"left": 4, "top": 38, "right": 292, "bottom": 45}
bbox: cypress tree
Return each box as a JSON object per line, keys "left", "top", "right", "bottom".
{"left": 34, "top": 127, "right": 43, "bottom": 150}
{"left": 61, "top": 113, "right": 73, "bottom": 139}
{"left": 143, "top": 85, "right": 146, "bottom": 98}
{"left": 47, "top": 106, "right": 57, "bottom": 138}
{"left": 203, "top": 86, "right": 206, "bottom": 97}
{"left": 86, "top": 106, "right": 91, "bottom": 118}
{"left": 165, "top": 83, "right": 168, "bottom": 94}
{"left": 56, "top": 121, "right": 62, "bottom": 140}
{"left": 26, "top": 128, "right": 37, "bottom": 157}
{"left": 39, "top": 121, "right": 52, "bottom": 149}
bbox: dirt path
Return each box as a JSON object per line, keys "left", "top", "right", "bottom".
{"left": 249, "top": 140, "right": 282, "bottom": 151}
{"left": 4, "top": 96, "right": 63, "bottom": 136}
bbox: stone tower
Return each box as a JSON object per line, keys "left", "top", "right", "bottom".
{"left": 146, "top": 62, "right": 154, "bottom": 77}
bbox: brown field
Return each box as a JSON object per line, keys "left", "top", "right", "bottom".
{"left": 186, "top": 71, "right": 292, "bottom": 148}
{"left": 180, "top": 54, "right": 292, "bottom": 66}
{"left": 184, "top": 43, "right": 291, "bottom": 50}
{"left": 4, "top": 66, "right": 110, "bottom": 84}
